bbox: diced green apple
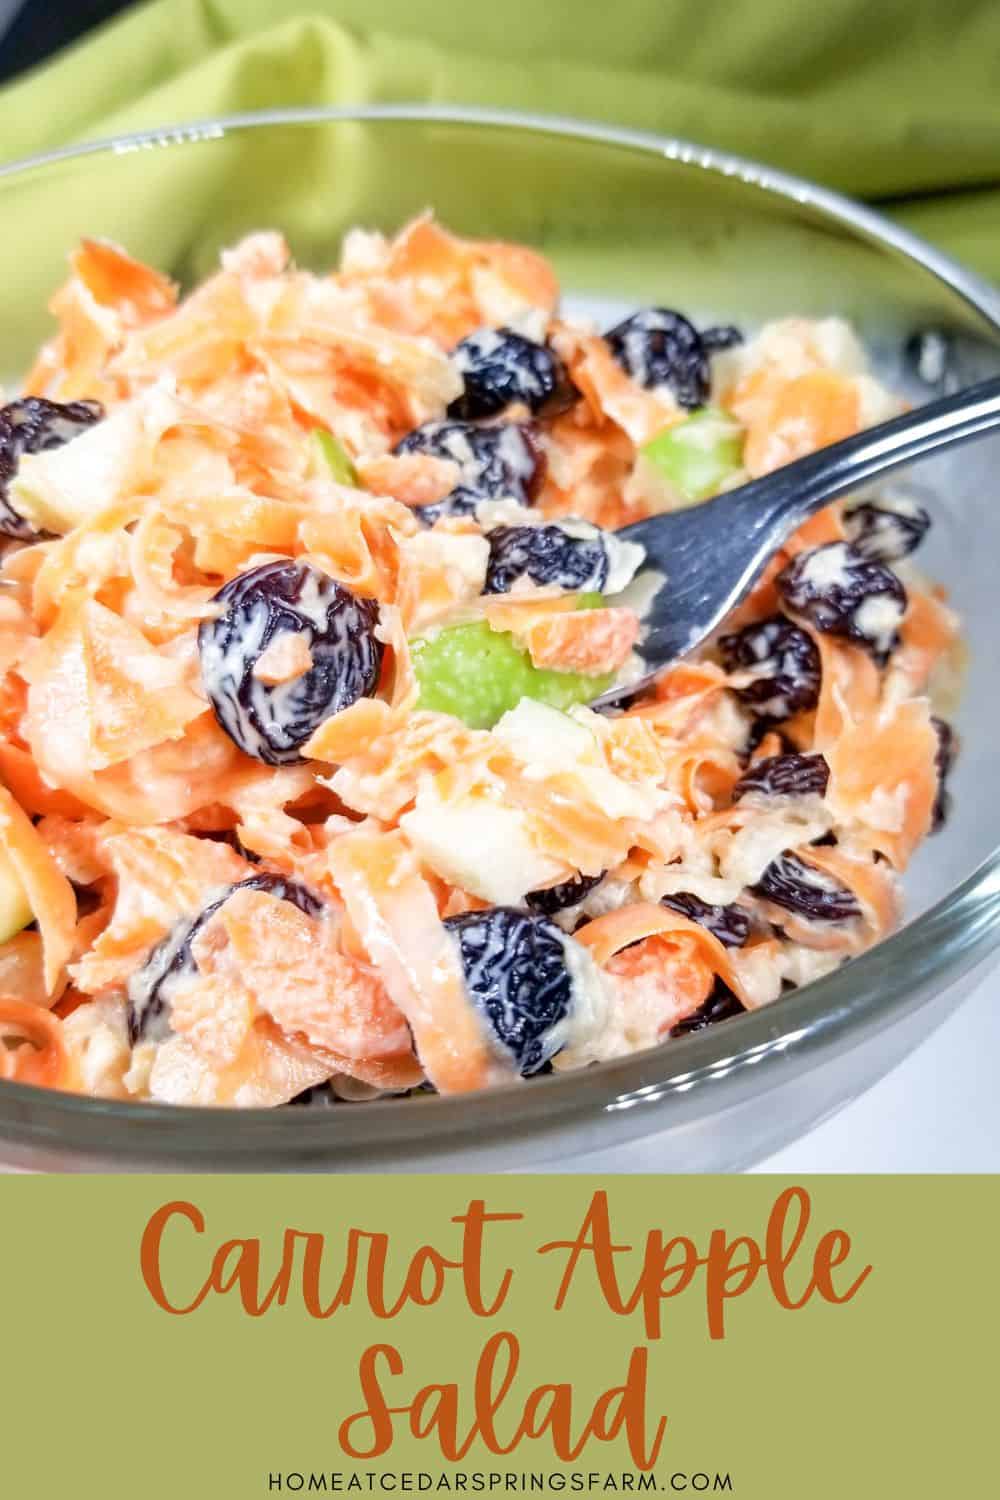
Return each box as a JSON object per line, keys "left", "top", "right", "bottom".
{"left": 639, "top": 407, "right": 744, "bottom": 507}
{"left": 411, "top": 599, "right": 612, "bottom": 730}
{"left": 0, "top": 845, "right": 33, "bottom": 944}
{"left": 312, "top": 429, "right": 360, "bottom": 486}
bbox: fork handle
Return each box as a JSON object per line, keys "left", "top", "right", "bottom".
{"left": 726, "top": 372, "right": 1000, "bottom": 532}
{"left": 608, "top": 371, "right": 1000, "bottom": 687}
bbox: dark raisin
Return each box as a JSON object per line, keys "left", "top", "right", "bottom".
{"left": 733, "top": 752, "right": 829, "bottom": 802}
{"left": 443, "top": 907, "right": 575, "bottom": 1075}
{"left": 743, "top": 720, "right": 800, "bottom": 761}
{"left": 931, "top": 716, "right": 957, "bottom": 833}
{"left": 484, "top": 523, "right": 609, "bottom": 595}
{"left": 776, "top": 542, "right": 907, "bottom": 663}
{"left": 660, "top": 891, "right": 750, "bottom": 948}
{"left": 198, "top": 560, "right": 383, "bottom": 765}
{"left": 447, "top": 328, "right": 574, "bottom": 420}
{"left": 844, "top": 496, "right": 931, "bottom": 563}
{"left": 526, "top": 870, "right": 605, "bottom": 917}
{"left": 0, "top": 396, "right": 104, "bottom": 539}
{"left": 397, "top": 420, "right": 543, "bottom": 499}
{"left": 700, "top": 325, "right": 744, "bottom": 353}
{"left": 719, "top": 615, "right": 821, "bottom": 721}
{"left": 413, "top": 488, "right": 482, "bottom": 526}
{"left": 397, "top": 420, "right": 544, "bottom": 525}
{"left": 604, "top": 308, "right": 709, "bottom": 408}
{"left": 752, "top": 851, "right": 861, "bottom": 923}
{"left": 669, "top": 980, "right": 745, "bottom": 1037}
{"left": 127, "top": 874, "right": 323, "bottom": 1044}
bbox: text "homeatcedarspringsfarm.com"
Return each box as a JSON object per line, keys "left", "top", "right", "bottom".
{"left": 265, "top": 1474, "right": 735, "bottom": 1492}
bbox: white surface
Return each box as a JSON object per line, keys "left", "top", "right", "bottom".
{"left": 752, "top": 969, "right": 1000, "bottom": 1172}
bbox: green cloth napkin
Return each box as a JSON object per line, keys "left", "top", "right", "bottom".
{"left": 1, "top": 0, "right": 999, "bottom": 276}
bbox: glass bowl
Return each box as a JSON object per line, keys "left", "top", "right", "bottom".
{"left": 1, "top": 106, "right": 998, "bottom": 1172}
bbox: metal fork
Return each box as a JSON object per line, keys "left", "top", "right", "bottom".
{"left": 595, "top": 374, "right": 1000, "bottom": 705}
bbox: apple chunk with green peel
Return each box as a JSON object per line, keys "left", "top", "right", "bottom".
{"left": 411, "top": 618, "right": 614, "bottom": 730}
{"left": 638, "top": 406, "right": 744, "bottom": 507}
{"left": 411, "top": 593, "right": 613, "bottom": 730}
{"left": 311, "top": 428, "right": 360, "bottom": 487}
{"left": 0, "top": 844, "right": 33, "bottom": 945}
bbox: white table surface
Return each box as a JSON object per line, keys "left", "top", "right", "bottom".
{"left": 752, "top": 968, "right": 1000, "bottom": 1172}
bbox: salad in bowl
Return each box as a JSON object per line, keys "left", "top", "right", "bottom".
{"left": 0, "top": 216, "right": 958, "bottom": 1108}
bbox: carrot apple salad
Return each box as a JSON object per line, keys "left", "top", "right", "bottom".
{"left": 0, "top": 219, "right": 959, "bottom": 1107}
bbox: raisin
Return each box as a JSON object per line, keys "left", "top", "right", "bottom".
{"left": 776, "top": 542, "right": 907, "bottom": 663}
{"left": 603, "top": 308, "right": 735, "bottom": 409}
{"left": 844, "top": 495, "right": 931, "bottom": 563}
{"left": 700, "top": 325, "right": 744, "bottom": 353}
{"left": 198, "top": 560, "right": 383, "bottom": 765}
{"left": 0, "top": 396, "right": 104, "bottom": 539}
{"left": 397, "top": 420, "right": 542, "bottom": 498}
{"left": 669, "top": 980, "right": 745, "bottom": 1037}
{"left": 127, "top": 875, "right": 323, "bottom": 1044}
{"left": 443, "top": 907, "right": 575, "bottom": 1075}
{"left": 733, "top": 752, "right": 829, "bottom": 802}
{"left": 719, "top": 615, "right": 821, "bottom": 721}
{"left": 660, "top": 891, "right": 750, "bottom": 948}
{"left": 744, "top": 719, "right": 797, "bottom": 760}
{"left": 396, "top": 420, "right": 544, "bottom": 525}
{"left": 751, "top": 851, "right": 861, "bottom": 923}
{"left": 526, "top": 870, "right": 605, "bottom": 917}
{"left": 931, "top": 716, "right": 957, "bottom": 833}
{"left": 484, "top": 523, "right": 609, "bottom": 595}
{"left": 447, "top": 328, "right": 574, "bottom": 420}
{"left": 414, "top": 489, "right": 482, "bottom": 526}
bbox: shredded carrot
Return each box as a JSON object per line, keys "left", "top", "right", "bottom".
{"left": 0, "top": 222, "right": 960, "bottom": 1106}
{"left": 0, "top": 998, "right": 68, "bottom": 1087}
{"left": 329, "top": 828, "right": 509, "bottom": 1094}
{"left": 0, "top": 784, "right": 76, "bottom": 994}
{"left": 576, "top": 902, "right": 747, "bottom": 1003}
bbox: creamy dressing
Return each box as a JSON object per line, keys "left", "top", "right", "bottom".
{"left": 493, "top": 699, "right": 596, "bottom": 771}
{"left": 799, "top": 542, "right": 856, "bottom": 591}
{"left": 543, "top": 933, "right": 612, "bottom": 1066}
{"left": 125, "top": 882, "right": 234, "bottom": 1043}
{"left": 469, "top": 271, "right": 547, "bottom": 337}
{"left": 474, "top": 497, "right": 538, "bottom": 530}
{"left": 11, "top": 379, "right": 181, "bottom": 533}
{"left": 396, "top": 530, "right": 490, "bottom": 630}
{"left": 60, "top": 997, "right": 132, "bottom": 1098}
{"left": 494, "top": 702, "right": 664, "bottom": 820}
{"left": 854, "top": 591, "right": 905, "bottom": 654}
{"left": 717, "top": 801, "right": 834, "bottom": 891}
{"left": 400, "top": 790, "right": 566, "bottom": 905}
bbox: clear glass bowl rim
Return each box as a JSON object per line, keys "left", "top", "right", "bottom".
{"left": 2, "top": 103, "right": 999, "bottom": 1166}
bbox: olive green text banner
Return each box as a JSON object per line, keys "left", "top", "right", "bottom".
{"left": 0, "top": 1175, "right": 993, "bottom": 1497}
